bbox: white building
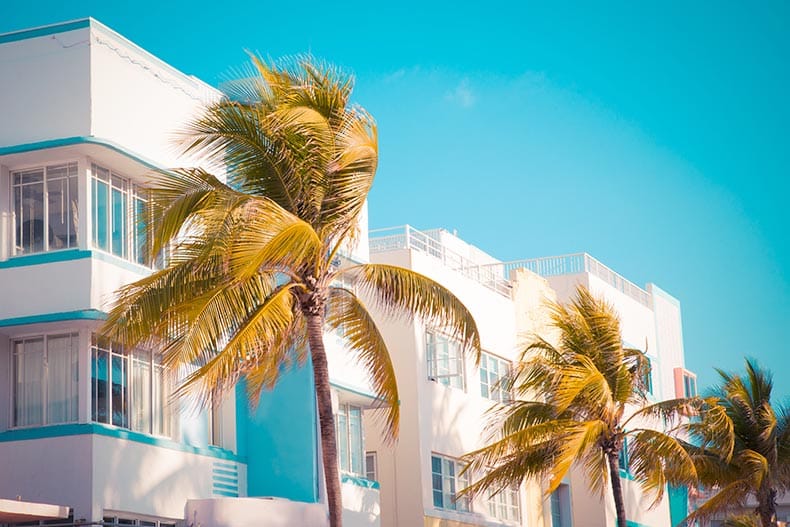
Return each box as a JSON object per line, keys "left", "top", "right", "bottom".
{"left": 0, "top": 18, "right": 379, "bottom": 527}
{"left": 366, "top": 227, "right": 696, "bottom": 527}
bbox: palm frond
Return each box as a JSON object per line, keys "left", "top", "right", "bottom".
{"left": 325, "top": 286, "right": 399, "bottom": 441}
{"left": 347, "top": 263, "right": 480, "bottom": 359}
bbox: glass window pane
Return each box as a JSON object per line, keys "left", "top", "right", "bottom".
{"left": 92, "top": 346, "right": 109, "bottom": 424}
{"left": 349, "top": 407, "right": 363, "bottom": 475}
{"left": 93, "top": 177, "right": 109, "bottom": 251}
{"left": 46, "top": 334, "right": 78, "bottom": 424}
{"left": 111, "top": 187, "right": 127, "bottom": 257}
{"left": 14, "top": 339, "right": 45, "bottom": 426}
{"left": 132, "top": 350, "right": 152, "bottom": 433}
{"left": 14, "top": 175, "right": 45, "bottom": 254}
{"left": 336, "top": 411, "right": 349, "bottom": 472}
{"left": 111, "top": 352, "right": 128, "bottom": 427}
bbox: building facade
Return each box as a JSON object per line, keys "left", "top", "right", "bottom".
{"left": 366, "top": 227, "right": 696, "bottom": 527}
{"left": 0, "top": 19, "right": 378, "bottom": 527}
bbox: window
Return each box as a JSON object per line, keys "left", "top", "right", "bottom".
{"left": 426, "top": 331, "right": 465, "bottom": 390}
{"left": 480, "top": 352, "right": 511, "bottom": 403}
{"left": 12, "top": 334, "right": 79, "bottom": 427}
{"left": 683, "top": 372, "right": 697, "bottom": 397}
{"left": 618, "top": 436, "right": 629, "bottom": 473}
{"left": 642, "top": 356, "right": 653, "bottom": 395}
{"left": 431, "top": 454, "right": 470, "bottom": 512}
{"left": 336, "top": 403, "right": 364, "bottom": 476}
{"left": 91, "top": 335, "right": 172, "bottom": 436}
{"left": 550, "top": 484, "right": 571, "bottom": 527}
{"left": 91, "top": 164, "right": 149, "bottom": 265}
{"left": 488, "top": 484, "right": 520, "bottom": 523}
{"left": 13, "top": 163, "right": 78, "bottom": 255}
{"left": 365, "top": 451, "right": 377, "bottom": 482}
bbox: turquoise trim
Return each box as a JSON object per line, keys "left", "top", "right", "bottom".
{"left": 0, "top": 309, "right": 105, "bottom": 328}
{"left": 625, "top": 521, "right": 651, "bottom": 527}
{"left": 213, "top": 468, "right": 238, "bottom": 478}
{"left": 0, "top": 19, "right": 90, "bottom": 44}
{"left": 341, "top": 474, "right": 380, "bottom": 490}
{"left": 0, "top": 248, "right": 150, "bottom": 274}
{"left": 0, "top": 423, "right": 245, "bottom": 463}
{"left": 212, "top": 482, "right": 239, "bottom": 492}
{"left": 213, "top": 475, "right": 239, "bottom": 485}
{"left": 330, "top": 381, "right": 377, "bottom": 401}
{"left": 0, "top": 136, "right": 166, "bottom": 172}
{"left": 619, "top": 468, "right": 636, "bottom": 481}
{"left": 0, "top": 249, "right": 91, "bottom": 269}
{"left": 213, "top": 489, "right": 239, "bottom": 498}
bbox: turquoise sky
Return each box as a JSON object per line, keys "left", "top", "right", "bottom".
{"left": 3, "top": 1, "right": 788, "bottom": 399}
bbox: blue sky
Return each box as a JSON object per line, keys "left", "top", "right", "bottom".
{"left": 3, "top": 1, "right": 788, "bottom": 399}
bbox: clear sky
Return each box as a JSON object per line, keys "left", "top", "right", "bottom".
{"left": 3, "top": 1, "right": 788, "bottom": 399}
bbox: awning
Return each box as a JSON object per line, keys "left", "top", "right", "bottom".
{"left": 0, "top": 498, "right": 69, "bottom": 523}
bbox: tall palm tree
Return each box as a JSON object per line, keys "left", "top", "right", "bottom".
{"left": 462, "top": 286, "right": 697, "bottom": 527}
{"left": 102, "top": 56, "right": 480, "bottom": 527}
{"left": 683, "top": 359, "right": 790, "bottom": 527}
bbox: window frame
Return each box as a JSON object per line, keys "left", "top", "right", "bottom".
{"left": 90, "top": 163, "right": 151, "bottom": 266}
{"left": 431, "top": 453, "right": 471, "bottom": 512}
{"left": 11, "top": 332, "right": 79, "bottom": 428}
{"left": 479, "top": 351, "right": 512, "bottom": 403}
{"left": 487, "top": 483, "right": 520, "bottom": 523}
{"left": 425, "top": 330, "right": 466, "bottom": 391}
{"left": 335, "top": 403, "right": 365, "bottom": 476}
{"left": 365, "top": 451, "right": 378, "bottom": 482}
{"left": 12, "top": 162, "right": 79, "bottom": 256}
{"left": 91, "top": 335, "right": 173, "bottom": 438}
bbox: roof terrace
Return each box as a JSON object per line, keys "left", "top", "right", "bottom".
{"left": 369, "top": 225, "right": 651, "bottom": 307}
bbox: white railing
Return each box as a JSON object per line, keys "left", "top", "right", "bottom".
{"left": 481, "top": 254, "right": 651, "bottom": 307}
{"left": 369, "top": 227, "right": 651, "bottom": 306}
{"left": 369, "top": 225, "right": 511, "bottom": 296}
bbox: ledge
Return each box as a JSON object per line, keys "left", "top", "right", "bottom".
{"left": 0, "top": 422, "right": 245, "bottom": 463}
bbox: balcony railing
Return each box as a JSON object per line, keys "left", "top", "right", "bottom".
{"left": 369, "top": 226, "right": 651, "bottom": 306}
{"left": 369, "top": 226, "right": 511, "bottom": 296}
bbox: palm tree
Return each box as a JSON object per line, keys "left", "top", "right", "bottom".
{"left": 462, "top": 286, "right": 697, "bottom": 527}
{"left": 102, "top": 56, "right": 480, "bottom": 527}
{"left": 682, "top": 359, "right": 790, "bottom": 527}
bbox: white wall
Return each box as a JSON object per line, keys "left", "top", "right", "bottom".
{"left": 0, "top": 27, "right": 92, "bottom": 147}
{"left": 88, "top": 22, "right": 219, "bottom": 169}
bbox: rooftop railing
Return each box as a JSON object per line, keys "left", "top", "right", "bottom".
{"left": 369, "top": 226, "right": 651, "bottom": 306}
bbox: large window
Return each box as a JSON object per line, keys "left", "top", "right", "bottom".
{"left": 480, "top": 352, "right": 511, "bottom": 403}
{"left": 91, "top": 335, "right": 172, "bottom": 437}
{"left": 426, "top": 331, "right": 465, "bottom": 390}
{"left": 91, "top": 164, "right": 149, "bottom": 265}
{"left": 488, "top": 484, "right": 520, "bottom": 523}
{"left": 431, "top": 454, "right": 470, "bottom": 512}
{"left": 336, "top": 403, "right": 364, "bottom": 476}
{"left": 12, "top": 334, "right": 79, "bottom": 427}
{"left": 13, "top": 163, "right": 78, "bottom": 255}
{"left": 550, "top": 484, "right": 572, "bottom": 527}
{"left": 683, "top": 372, "right": 697, "bottom": 397}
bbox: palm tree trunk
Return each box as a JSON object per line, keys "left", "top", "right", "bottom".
{"left": 756, "top": 486, "right": 777, "bottom": 527}
{"left": 306, "top": 312, "right": 343, "bottom": 527}
{"left": 607, "top": 451, "right": 627, "bottom": 527}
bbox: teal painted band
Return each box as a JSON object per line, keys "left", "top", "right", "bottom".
{"left": 0, "top": 249, "right": 92, "bottom": 269}
{"left": 0, "top": 19, "right": 90, "bottom": 44}
{"left": 625, "top": 521, "right": 651, "bottom": 527}
{"left": 0, "top": 309, "right": 106, "bottom": 328}
{"left": 212, "top": 482, "right": 239, "bottom": 492}
{"left": 0, "top": 423, "right": 246, "bottom": 463}
{"left": 0, "top": 247, "right": 150, "bottom": 274}
{"left": 341, "top": 474, "right": 380, "bottom": 490}
{"left": 330, "top": 381, "right": 377, "bottom": 401}
{"left": 619, "top": 468, "right": 636, "bottom": 481}
{"left": 213, "top": 461, "right": 238, "bottom": 470}
{"left": 213, "top": 475, "right": 239, "bottom": 485}
{"left": 0, "top": 136, "right": 167, "bottom": 172}
{"left": 213, "top": 490, "right": 239, "bottom": 497}
{"left": 213, "top": 468, "right": 238, "bottom": 477}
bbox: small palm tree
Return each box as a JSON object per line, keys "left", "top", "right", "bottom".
{"left": 683, "top": 359, "right": 790, "bottom": 527}
{"left": 462, "top": 286, "right": 697, "bottom": 527}
{"left": 103, "top": 56, "right": 480, "bottom": 527}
